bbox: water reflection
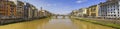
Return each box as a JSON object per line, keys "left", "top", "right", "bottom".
{"left": 0, "top": 18, "right": 50, "bottom": 29}
{"left": 0, "top": 16, "right": 115, "bottom": 29}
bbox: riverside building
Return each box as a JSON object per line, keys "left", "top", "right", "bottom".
{"left": 99, "top": 0, "right": 120, "bottom": 19}
{"left": 87, "top": 5, "right": 99, "bottom": 17}
{"left": 0, "top": 0, "right": 17, "bottom": 19}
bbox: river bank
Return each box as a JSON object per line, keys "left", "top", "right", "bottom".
{"left": 0, "top": 16, "right": 50, "bottom": 25}
{"left": 72, "top": 17, "right": 120, "bottom": 29}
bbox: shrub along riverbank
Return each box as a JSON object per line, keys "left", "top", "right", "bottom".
{"left": 0, "top": 16, "right": 51, "bottom": 25}
{"left": 72, "top": 17, "right": 120, "bottom": 29}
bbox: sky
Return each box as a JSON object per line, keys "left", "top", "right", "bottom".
{"left": 18, "top": 0, "right": 106, "bottom": 15}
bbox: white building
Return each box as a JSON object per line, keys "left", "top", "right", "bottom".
{"left": 71, "top": 10, "right": 79, "bottom": 16}
{"left": 71, "top": 8, "right": 87, "bottom": 17}
{"left": 78, "top": 8, "right": 87, "bottom": 17}
{"left": 99, "top": 0, "right": 120, "bottom": 19}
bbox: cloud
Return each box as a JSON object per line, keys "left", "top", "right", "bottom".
{"left": 76, "top": 0, "right": 86, "bottom": 3}
{"left": 76, "top": 0, "right": 82, "bottom": 3}
{"left": 45, "top": 4, "right": 57, "bottom": 7}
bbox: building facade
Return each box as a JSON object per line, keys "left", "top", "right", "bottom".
{"left": 87, "top": 5, "right": 99, "bottom": 17}
{"left": 38, "top": 7, "right": 52, "bottom": 17}
{"left": 0, "top": 0, "right": 17, "bottom": 19}
{"left": 70, "top": 10, "right": 79, "bottom": 16}
{"left": 31, "top": 5, "right": 38, "bottom": 18}
{"left": 78, "top": 8, "right": 87, "bottom": 17}
{"left": 99, "top": 0, "right": 120, "bottom": 18}
{"left": 24, "top": 3, "right": 32, "bottom": 18}
{"left": 17, "top": 1, "right": 24, "bottom": 18}
{"left": 24, "top": 3, "right": 38, "bottom": 18}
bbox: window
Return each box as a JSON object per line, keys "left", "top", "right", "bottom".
{"left": 111, "top": 15, "right": 113, "bottom": 16}
{"left": 108, "top": 15, "right": 110, "bottom": 16}
{"left": 114, "top": 5, "right": 115, "bottom": 7}
{"left": 108, "top": 6, "right": 109, "bottom": 8}
{"left": 111, "top": 9, "right": 112, "bottom": 11}
{"left": 114, "top": 15, "right": 116, "bottom": 16}
{"left": 118, "top": 12, "right": 119, "bottom": 14}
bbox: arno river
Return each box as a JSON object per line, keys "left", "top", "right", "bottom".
{"left": 0, "top": 16, "right": 115, "bottom": 29}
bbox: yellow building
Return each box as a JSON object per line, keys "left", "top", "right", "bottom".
{"left": 87, "top": 5, "right": 99, "bottom": 17}
{"left": 86, "top": 8, "right": 90, "bottom": 16}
